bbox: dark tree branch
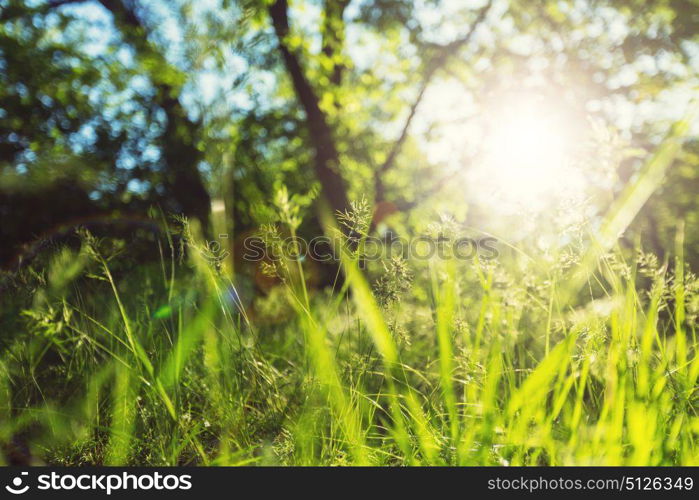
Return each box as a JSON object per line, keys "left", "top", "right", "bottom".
{"left": 47, "top": 0, "right": 84, "bottom": 9}
{"left": 269, "top": 0, "right": 350, "bottom": 215}
{"left": 98, "top": 0, "right": 142, "bottom": 31}
{"left": 374, "top": 79, "right": 429, "bottom": 202}
{"left": 374, "top": 0, "right": 493, "bottom": 204}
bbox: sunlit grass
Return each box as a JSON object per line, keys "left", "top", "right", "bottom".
{"left": 0, "top": 118, "right": 698, "bottom": 466}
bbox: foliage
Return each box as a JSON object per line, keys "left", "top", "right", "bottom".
{"left": 1, "top": 0, "right": 699, "bottom": 466}
{"left": 0, "top": 188, "right": 698, "bottom": 465}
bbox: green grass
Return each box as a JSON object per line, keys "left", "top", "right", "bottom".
{"left": 0, "top": 210, "right": 697, "bottom": 466}
{"left": 1, "top": 121, "right": 698, "bottom": 466}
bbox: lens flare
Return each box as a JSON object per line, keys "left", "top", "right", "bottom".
{"left": 470, "top": 93, "right": 586, "bottom": 213}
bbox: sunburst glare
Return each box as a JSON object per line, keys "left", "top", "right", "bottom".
{"left": 471, "top": 92, "right": 587, "bottom": 214}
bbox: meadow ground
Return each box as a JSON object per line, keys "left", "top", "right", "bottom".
{"left": 1, "top": 196, "right": 697, "bottom": 466}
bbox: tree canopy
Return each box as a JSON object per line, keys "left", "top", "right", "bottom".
{"left": 1, "top": 0, "right": 698, "bottom": 264}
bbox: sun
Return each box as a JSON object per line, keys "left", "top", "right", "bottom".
{"left": 470, "top": 92, "right": 587, "bottom": 214}
{"left": 417, "top": 84, "right": 589, "bottom": 218}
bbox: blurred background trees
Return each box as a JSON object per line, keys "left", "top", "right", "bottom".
{"left": 1, "top": 0, "right": 697, "bottom": 268}
{"left": 1, "top": 0, "right": 698, "bottom": 467}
